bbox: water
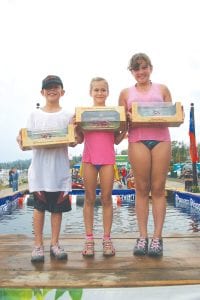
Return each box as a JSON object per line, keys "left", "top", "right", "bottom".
{"left": 1, "top": 194, "right": 200, "bottom": 235}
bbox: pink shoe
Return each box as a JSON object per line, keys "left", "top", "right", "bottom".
{"left": 103, "top": 239, "right": 115, "bottom": 257}
{"left": 82, "top": 240, "right": 95, "bottom": 257}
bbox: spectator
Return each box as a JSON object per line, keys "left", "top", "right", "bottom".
{"left": 12, "top": 168, "right": 19, "bottom": 192}
{"left": 8, "top": 168, "right": 14, "bottom": 188}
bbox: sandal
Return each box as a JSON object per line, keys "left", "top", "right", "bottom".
{"left": 82, "top": 240, "right": 95, "bottom": 257}
{"left": 103, "top": 239, "right": 115, "bottom": 257}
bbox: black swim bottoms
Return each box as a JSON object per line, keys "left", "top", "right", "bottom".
{"left": 141, "top": 140, "right": 160, "bottom": 150}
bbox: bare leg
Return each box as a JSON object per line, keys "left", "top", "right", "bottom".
{"left": 33, "top": 209, "right": 45, "bottom": 246}
{"left": 99, "top": 165, "right": 115, "bottom": 256}
{"left": 82, "top": 163, "right": 98, "bottom": 235}
{"left": 99, "top": 165, "right": 114, "bottom": 236}
{"left": 151, "top": 142, "right": 171, "bottom": 238}
{"left": 129, "top": 142, "right": 151, "bottom": 238}
{"left": 51, "top": 212, "right": 62, "bottom": 245}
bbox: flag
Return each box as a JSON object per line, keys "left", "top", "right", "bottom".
{"left": 189, "top": 104, "right": 198, "bottom": 163}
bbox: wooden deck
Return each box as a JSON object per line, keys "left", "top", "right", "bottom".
{"left": 1, "top": 180, "right": 200, "bottom": 290}
{"left": 0, "top": 234, "right": 200, "bottom": 288}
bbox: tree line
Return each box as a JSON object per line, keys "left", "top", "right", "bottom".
{"left": 0, "top": 159, "right": 31, "bottom": 170}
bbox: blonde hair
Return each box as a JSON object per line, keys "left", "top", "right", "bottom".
{"left": 128, "top": 53, "right": 152, "bottom": 71}
{"left": 89, "top": 77, "right": 109, "bottom": 93}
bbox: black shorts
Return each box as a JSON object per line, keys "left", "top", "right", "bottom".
{"left": 33, "top": 191, "right": 71, "bottom": 213}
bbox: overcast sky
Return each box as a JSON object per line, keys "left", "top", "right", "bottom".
{"left": 0, "top": 0, "right": 200, "bottom": 162}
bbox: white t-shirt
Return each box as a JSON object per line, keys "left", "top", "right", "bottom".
{"left": 27, "top": 108, "right": 72, "bottom": 193}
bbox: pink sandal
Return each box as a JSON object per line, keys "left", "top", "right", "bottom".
{"left": 82, "top": 240, "right": 95, "bottom": 257}
{"left": 103, "top": 239, "right": 115, "bottom": 257}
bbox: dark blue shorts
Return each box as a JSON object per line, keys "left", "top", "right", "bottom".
{"left": 33, "top": 191, "right": 71, "bottom": 213}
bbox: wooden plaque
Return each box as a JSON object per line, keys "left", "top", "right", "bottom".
{"left": 21, "top": 124, "right": 75, "bottom": 150}
{"left": 76, "top": 106, "right": 126, "bottom": 131}
{"left": 131, "top": 102, "right": 184, "bottom": 127}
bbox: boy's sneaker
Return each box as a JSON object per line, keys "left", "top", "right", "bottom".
{"left": 50, "top": 243, "right": 68, "bottom": 260}
{"left": 133, "top": 238, "right": 148, "bottom": 256}
{"left": 148, "top": 238, "right": 163, "bottom": 257}
{"left": 31, "top": 246, "right": 44, "bottom": 263}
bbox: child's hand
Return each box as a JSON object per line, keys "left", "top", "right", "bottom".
{"left": 114, "top": 129, "right": 127, "bottom": 145}
{"left": 16, "top": 129, "right": 23, "bottom": 150}
{"left": 70, "top": 114, "right": 76, "bottom": 125}
{"left": 69, "top": 132, "right": 84, "bottom": 147}
{"left": 69, "top": 141, "right": 78, "bottom": 147}
{"left": 181, "top": 105, "right": 185, "bottom": 121}
{"left": 127, "top": 111, "right": 133, "bottom": 128}
{"left": 74, "top": 125, "right": 84, "bottom": 144}
{"left": 127, "top": 111, "right": 132, "bottom": 122}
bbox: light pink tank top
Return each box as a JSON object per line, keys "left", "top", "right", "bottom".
{"left": 82, "top": 131, "right": 115, "bottom": 165}
{"left": 127, "top": 83, "right": 171, "bottom": 142}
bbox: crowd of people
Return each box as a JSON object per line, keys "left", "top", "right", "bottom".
{"left": 16, "top": 52, "right": 176, "bottom": 263}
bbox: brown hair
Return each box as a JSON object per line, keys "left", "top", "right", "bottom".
{"left": 89, "top": 77, "right": 109, "bottom": 93}
{"left": 128, "top": 53, "right": 152, "bottom": 71}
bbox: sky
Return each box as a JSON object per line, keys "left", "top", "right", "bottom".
{"left": 0, "top": 0, "right": 200, "bottom": 162}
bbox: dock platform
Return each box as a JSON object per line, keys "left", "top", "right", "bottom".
{"left": 0, "top": 234, "right": 200, "bottom": 288}
{"left": 1, "top": 179, "right": 200, "bottom": 297}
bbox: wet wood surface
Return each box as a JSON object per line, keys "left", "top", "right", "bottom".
{"left": 0, "top": 234, "right": 200, "bottom": 288}
{"left": 1, "top": 180, "right": 200, "bottom": 289}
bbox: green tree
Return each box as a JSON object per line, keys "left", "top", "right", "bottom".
{"left": 171, "top": 141, "right": 189, "bottom": 164}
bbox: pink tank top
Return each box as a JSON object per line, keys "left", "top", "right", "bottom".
{"left": 127, "top": 83, "right": 171, "bottom": 142}
{"left": 82, "top": 131, "right": 115, "bottom": 165}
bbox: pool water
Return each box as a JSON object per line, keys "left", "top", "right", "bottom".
{"left": 0, "top": 194, "right": 200, "bottom": 235}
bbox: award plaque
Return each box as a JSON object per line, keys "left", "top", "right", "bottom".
{"left": 21, "top": 124, "right": 75, "bottom": 150}
{"left": 75, "top": 106, "right": 126, "bottom": 131}
{"left": 131, "top": 102, "right": 184, "bottom": 127}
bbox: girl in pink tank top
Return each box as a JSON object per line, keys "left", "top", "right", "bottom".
{"left": 118, "top": 53, "right": 172, "bottom": 257}
{"left": 76, "top": 77, "right": 126, "bottom": 257}
{"left": 127, "top": 83, "right": 170, "bottom": 143}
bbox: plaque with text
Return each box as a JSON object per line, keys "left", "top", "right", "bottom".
{"left": 131, "top": 102, "right": 184, "bottom": 127}
{"left": 76, "top": 106, "right": 126, "bottom": 131}
{"left": 21, "top": 124, "right": 75, "bottom": 150}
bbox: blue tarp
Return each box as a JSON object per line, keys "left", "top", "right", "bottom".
{"left": 69, "top": 189, "right": 135, "bottom": 195}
